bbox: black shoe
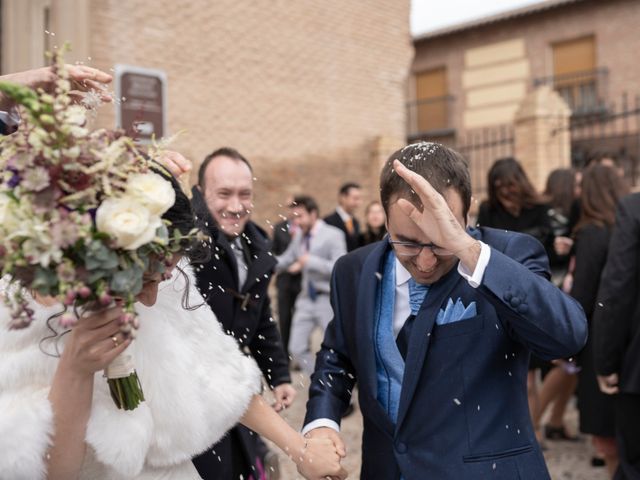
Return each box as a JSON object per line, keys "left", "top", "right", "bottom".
{"left": 591, "top": 456, "right": 606, "bottom": 467}
{"left": 342, "top": 403, "right": 355, "bottom": 418}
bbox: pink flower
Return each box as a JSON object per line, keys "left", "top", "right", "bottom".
{"left": 78, "top": 286, "right": 91, "bottom": 299}
{"left": 99, "top": 291, "right": 113, "bottom": 306}
{"left": 51, "top": 219, "right": 79, "bottom": 249}
{"left": 63, "top": 290, "right": 77, "bottom": 306}
{"left": 60, "top": 312, "right": 77, "bottom": 328}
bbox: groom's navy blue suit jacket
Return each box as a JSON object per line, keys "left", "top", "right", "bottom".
{"left": 305, "top": 227, "right": 587, "bottom": 479}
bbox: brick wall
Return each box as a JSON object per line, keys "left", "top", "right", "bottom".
{"left": 87, "top": 0, "right": 412, "bottom": 228}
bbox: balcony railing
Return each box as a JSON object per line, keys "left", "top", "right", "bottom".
{"left": 533, "top": 68, "right": 609, "bottom": 116}
{"left": 406, "top": 95, "right": 455, "bottom": 140}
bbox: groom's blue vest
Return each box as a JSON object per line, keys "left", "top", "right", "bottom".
{"left": 374, "top": 251, "right": 403, "bottom": 424}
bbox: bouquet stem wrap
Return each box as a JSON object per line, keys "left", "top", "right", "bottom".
{"left": 105, "top": 351, "right": 145, "bottom": 410}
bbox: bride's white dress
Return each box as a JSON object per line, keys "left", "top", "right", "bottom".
{"left": 0, "top": 265, "right": 262, "bottom": 480}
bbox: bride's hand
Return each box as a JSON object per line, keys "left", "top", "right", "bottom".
{"left": 60, "top": 304, "right": 131, "bottom": 377}
{"left": 295, "top": 436, "right": 348, "bottom": 480}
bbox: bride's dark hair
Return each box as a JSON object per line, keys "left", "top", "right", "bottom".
{"left": 151, "top": 165, "right": 211, "bottom": 264}
{"left": 150, "top": 165, "right": 210, "bottom": 312}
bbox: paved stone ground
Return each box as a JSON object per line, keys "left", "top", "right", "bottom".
{"left": 264, "top": 372, "right": 610, "bottom": 480}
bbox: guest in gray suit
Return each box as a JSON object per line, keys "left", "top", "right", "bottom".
{"left": 277, "top": 195, "right": 347, "bottom": 376}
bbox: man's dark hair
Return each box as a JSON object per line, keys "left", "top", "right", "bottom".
{"left": 290, "top": 195, "right": 319, "bottom": 214}
{"left": 339, "top": 182, "right": 361, "bottom": 196}
{"left": 198, "top": 147, "right": 253, "bottom": 188}
{"left": 380, "top": 142, "right": 472, "bottom": 218}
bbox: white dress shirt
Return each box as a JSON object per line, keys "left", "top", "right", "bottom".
{"left": 302, "top": 241, "right": 492, "bottom": 435}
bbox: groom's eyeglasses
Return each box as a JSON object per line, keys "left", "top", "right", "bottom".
{"left": 388, "top": 238, "right": 454, "bottom": 257}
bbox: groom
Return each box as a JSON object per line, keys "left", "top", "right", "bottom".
{"left": 303, "top": 143, "right": 588, "bottom": 479}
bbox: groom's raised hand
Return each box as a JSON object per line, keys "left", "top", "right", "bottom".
{"left": 393, "top": 159, "right": 481, "bottom": 272}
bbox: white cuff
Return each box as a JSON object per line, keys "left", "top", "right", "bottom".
{"left": 457, "top": 241, "right": 491, "bottom": 288}
{"left": 301, "top": 418, "right": 340, "bottom": 436}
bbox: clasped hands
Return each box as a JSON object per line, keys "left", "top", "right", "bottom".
{"left": 296, "top": 427, "right": 348, "bottom": 480}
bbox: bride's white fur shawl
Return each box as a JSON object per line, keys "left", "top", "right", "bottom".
{"left": 0, "top": 265, "right": 262, "bottom": 479}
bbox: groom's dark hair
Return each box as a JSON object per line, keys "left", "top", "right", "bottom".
{"left": 379, "top": 142, "right": 472, "bottom": 219}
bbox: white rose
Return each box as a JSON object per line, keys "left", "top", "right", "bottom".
{"left": 126, "top": 173, "right": 175, "bottom": 216}
{"left": 95, "top": 197, "right": 162, "bottom": 250}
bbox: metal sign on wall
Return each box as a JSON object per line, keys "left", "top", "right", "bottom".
{"left": 114, "top": 65, "right": 167, "bottom": 144}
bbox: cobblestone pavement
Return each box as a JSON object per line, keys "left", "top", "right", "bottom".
{"left": 265, "top": 372, "right": 610, "bottom": 480}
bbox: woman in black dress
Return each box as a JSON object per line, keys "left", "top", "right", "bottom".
{"left": 476, "top": 157, "right": 554, "bottom": 251}
{"left": 476, "top": 157, "right": 554, "bottom": 445}
{"left": 532, "top": 168, "right": 582, "bottom": 444}
{"left": 359, "top": 200, "right": 387, "bottom": 246}
{"left": 570, "top": 164, "right": 629, "bottom": 477}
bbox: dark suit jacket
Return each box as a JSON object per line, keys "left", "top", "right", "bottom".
{"left": 324, "top": 210, "right": 360, "bottom": 252}
{"left": 272, "top": 220, "right": 301, "bottom": 292}
{"left": 191, "top": 187, "right": 290, "bottom": 387}
{"left": 191, "top": 188, "right": 291, "bottom": 479}
{"left": 594, "top": 192, "right": 640, "bottom": 394}
{"left": 305, "top": 227, "right": 587, "bottom": 479}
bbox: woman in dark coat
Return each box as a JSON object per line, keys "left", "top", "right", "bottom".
{"left": 531, "top": 168, "right": 582, "bottom": 444}
{"left": 570, "top": 164, "right": 629, "bottom": 477}
{"left": 476, "top": 157, "right": 553, "bottom": 255}
{"left": 359, "top": 200, "right": 387, "bottom": 247}
{"left": 476, "top": 157, "right": 554, "bottom": 444}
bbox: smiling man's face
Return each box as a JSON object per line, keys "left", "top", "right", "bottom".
{"left": 201, "top": 155, "right": 253, "bottom": 238}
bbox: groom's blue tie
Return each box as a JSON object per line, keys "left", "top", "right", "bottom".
{"left": 408, "top": 278, "right": 429, "bottom": 315}
{"left": 396, "top": 278, "right": 429, "bottom": 359}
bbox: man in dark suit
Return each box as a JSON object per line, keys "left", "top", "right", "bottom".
{"left": 324, "top": 182, "right": 363, "bottom": 252}
{"left": 191, "top": 147, "right": 295, "bottom": 480}
{"left": 303, "top": 143, "right": 587, "bottom": 479}
{"left": 594, "top": 192, "right": 640, "bottom": 480}
{"left": 272, "top": 205, "right": 302, "bottom": 359}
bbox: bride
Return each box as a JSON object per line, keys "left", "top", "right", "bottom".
{"left": 0, "top": 172, "right": 347, "bottom": 480}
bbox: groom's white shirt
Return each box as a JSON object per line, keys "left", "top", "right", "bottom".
{"left": 302, "top": 242, "right": 491, "bottom": 435}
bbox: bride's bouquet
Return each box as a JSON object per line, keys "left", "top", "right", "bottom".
{"left": 0, "top": 47, "right": 196, "bottom": 410}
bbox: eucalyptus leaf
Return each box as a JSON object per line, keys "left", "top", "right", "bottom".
{"left": 110, "top": 265, "right": 143, "bottom": 296}
{"left": 31, "top": 267, "right": 57, "bottom": 295}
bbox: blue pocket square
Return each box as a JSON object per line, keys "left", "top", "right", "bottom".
{"left": 436, "top": 298, "right": 477, "bottom": 325}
